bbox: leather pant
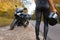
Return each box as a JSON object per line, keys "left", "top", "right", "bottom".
{"left": 35, "top": 7, "right": 50, "bottom": 40}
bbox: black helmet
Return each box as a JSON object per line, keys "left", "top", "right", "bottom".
{"left": 48, "top": 12, "right": 58, "bottom": 26}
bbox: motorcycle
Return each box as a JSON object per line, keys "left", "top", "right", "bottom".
{"left": 10, "top": 8, "right": 31, "bottom": 30}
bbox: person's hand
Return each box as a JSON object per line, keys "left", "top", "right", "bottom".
{"left": 52, "top": 9, "right": 57, "bottom": 13}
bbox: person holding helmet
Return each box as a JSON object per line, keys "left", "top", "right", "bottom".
{"left": 34, "top": 0, "right": 57, "bottom": 40}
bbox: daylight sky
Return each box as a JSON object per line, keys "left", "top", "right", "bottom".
{"left": 21, "top": 0, "right": 36, "bottom": 15}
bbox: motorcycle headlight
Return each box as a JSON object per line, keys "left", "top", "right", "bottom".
{"left": 17, "top": 13, "right": 21, "bottom": 15}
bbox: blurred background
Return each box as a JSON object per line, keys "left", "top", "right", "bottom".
{"left": 0, "top": 0, "right": 60, "bottom": 27}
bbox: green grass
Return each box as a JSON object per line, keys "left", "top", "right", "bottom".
{"left": 0, "top": 17, "right": 13, "bottom": 27}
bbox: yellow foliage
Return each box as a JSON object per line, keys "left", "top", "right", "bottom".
{"left": 0, "top": 0, "right": 25, "bottom": 18}
{"left": 53, "top": 0, "right": 60, "bottom": 4}
{"left": 0, "top": 0, "right": 24, "bottom": 11}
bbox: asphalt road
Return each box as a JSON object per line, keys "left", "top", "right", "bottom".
{"left": 30, "top": 20, "right": 60, "bottom": 40}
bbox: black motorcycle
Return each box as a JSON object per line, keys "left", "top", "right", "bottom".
{"left": 10, "top": 8, "right": 31, "bottom": 30}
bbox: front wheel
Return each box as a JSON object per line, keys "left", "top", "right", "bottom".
{"left": 10, "top": 19, "right": 17, "bottom": 30}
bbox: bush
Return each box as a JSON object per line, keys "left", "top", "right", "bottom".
{"left": 56, "top": 7, "right": 60, "bottom": 22}
{"left": 0, "top": 9, "right": 15, "bottom": 18}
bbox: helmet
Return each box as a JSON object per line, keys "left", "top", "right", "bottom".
{"left": 48, "top": 12, "right": 58, "bottom": 26}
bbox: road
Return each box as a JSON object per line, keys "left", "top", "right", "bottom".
{"left": 0, "top": 22, "right": 43, "bottom": 40}
{"left": 0, "top": 20, "right": 60, "bottom": 40}
{"left": 30, "top": 20, "right": 60, "bottom": 40}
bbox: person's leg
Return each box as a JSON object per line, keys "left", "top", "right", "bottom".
{"left": 35, "top": 8, "right": 42, "bottom": 40}
{"left": 43, "top": 8, "right": 50, "bottom": 40}
{"left": 43, "top": 17, "right": 48, "bottom": 40}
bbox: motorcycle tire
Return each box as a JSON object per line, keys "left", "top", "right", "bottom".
{"left": 10, "top": 19, "right": 17, "bottom": 30}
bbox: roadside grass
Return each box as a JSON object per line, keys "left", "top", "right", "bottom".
{"left": 0, "top": 17, "right": 13, "bottom": 27}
